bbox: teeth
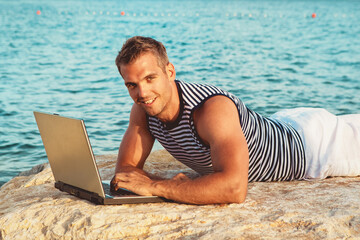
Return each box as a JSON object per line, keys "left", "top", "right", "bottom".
{"left": 143, "top": 98, "right": 155, "bottom": 104}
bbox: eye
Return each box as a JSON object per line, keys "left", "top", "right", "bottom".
{"left": 146, "top": 75, "right": 156, "bottom": 81}
{"left": 125, "top": 83, "right": 136, "bottom": 89}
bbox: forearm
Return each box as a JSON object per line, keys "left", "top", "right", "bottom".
{"left": 151, "top": 172, "right": 247, "bottom": 205}
{"left": 115, "top": 104, "right": 155, "bottom": 176}
{"left": 116, "top": 164, "right": 148, "bottom": 175}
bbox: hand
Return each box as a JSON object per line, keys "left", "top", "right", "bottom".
{"left": 111, "top": 171, "right": 155, "bottom": 196}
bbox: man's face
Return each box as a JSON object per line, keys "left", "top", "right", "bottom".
{"left": 120, "top": 52, "right": 176, "bottom": 121}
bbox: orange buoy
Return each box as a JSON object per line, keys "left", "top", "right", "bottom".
{"left": 312, "top": 13, "right": 316, "bottom": 18}
{"left": 36, "top": 10, "right": 41, "bottom": 15}
{"left": 121, "top": 11, "right": 125, "bottom": 16}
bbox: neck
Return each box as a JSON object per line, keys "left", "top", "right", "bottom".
{"left": 157, "top": 80, "right": 180, "bottom": 123}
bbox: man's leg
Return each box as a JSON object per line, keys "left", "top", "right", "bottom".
{"left": 272, "top": 108, "right": 360, "bottom": 179}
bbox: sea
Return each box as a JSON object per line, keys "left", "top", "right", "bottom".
{"left": 1, "top": 0, "right": 359, "bottom": 187}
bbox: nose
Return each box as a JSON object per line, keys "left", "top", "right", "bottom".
{"left": 137, "top": 83, "right": 148, "bottom": 99}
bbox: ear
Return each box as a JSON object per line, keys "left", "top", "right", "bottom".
{"left": 166, "top": 62, "right": 176, "bottom": 81}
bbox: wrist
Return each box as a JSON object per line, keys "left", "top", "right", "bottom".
{"left": 149, "top": 179, "right": 160, "bottom": 196}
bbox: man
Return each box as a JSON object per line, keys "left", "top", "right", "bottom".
{"left": 111, "top": 36, "right": 360, "bottom": 204}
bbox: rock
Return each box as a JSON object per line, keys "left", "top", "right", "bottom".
{"left": 16, "top": 163, "right": 48, "bottom": 177}
{"left": 0, "top": 150, "right": 359, "bottom": 239}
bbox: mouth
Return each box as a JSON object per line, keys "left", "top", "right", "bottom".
{"left": 139, "top": 97, "right": 157, "bottom": 106}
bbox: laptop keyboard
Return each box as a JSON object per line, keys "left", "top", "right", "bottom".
{"left": 102, "top": 182, "right": 138, "bottom": 197}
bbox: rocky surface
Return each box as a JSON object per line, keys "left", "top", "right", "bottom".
{"left": 0, "top": 150, "right": 359, "bottom": 239}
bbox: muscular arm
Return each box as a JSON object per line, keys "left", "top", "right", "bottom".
{"left": 113, "top": 103, "right": 155, "bottom": 177}
{"left": 113, "top": 96, "right": 249, "bottom": 204}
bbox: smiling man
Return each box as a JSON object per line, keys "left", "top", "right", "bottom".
{"left": 111, "top": 36, "right": 360, "bottom": 205}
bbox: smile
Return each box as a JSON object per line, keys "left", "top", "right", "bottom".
{"left": 140, "top": 97, "right": 157, "bottom": 105}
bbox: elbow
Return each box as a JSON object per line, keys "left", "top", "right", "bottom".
{"left": 227, "top": 184, "right": 247, "bottom": 204}
{"left": 231, "top": 189, "right": 247, "bottom": 204}
{"left": 220, "top": 173, "right": 248, "bottom": 204}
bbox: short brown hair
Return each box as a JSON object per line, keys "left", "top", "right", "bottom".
{"left": 115, "top": 36, "right": 169, "bottom": 75}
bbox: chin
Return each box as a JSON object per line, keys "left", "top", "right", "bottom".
{"left": 144, "top": 109, "right": 160, "bottom": 117}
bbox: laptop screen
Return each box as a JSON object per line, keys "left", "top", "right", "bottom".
{"left": 34, "top": 112, "right": 105, "bottom": 198}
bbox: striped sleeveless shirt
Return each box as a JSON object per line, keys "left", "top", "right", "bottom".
{"left": 147, "top": 80, "right": 306, "bottom": 182}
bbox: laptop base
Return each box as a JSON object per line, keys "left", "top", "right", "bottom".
{"left": 55, "top": 181, "right": 167, "bottom": 205}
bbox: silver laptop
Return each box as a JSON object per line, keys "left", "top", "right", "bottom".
{"left": 33, "top": 111, "right": 166, "bottom": 205}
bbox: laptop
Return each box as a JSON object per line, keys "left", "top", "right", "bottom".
{"left": 33, "top": 111, "right": 166, "bottom": 205}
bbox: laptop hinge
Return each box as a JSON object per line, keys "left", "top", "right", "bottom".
{"left": 55, "top": 181, "right": 104, "bottom": 205}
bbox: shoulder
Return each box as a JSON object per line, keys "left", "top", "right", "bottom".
{"left": 193, "top": 95, "right": 242, "bottom": 145}
{"left": 178, "top": 80, "right": 230, "bottom": 108}
{"left": 129, "top": 103, "right": 148, "bottom": 128}
{"left": 194, "top": 95, "right": 239, "bottom": 122}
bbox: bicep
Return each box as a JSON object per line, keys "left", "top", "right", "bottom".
{"left": 195, "top": 96, "right": 249, "bottom": 179}
{"left": 116, "top": 104, "right": 155, "bottom": 170}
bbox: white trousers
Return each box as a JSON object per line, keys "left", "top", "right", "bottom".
{"left": 271, "top": 108, "right": 360, "bottom": 179}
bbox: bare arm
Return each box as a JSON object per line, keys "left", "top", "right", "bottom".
{"left": 113, "top": 96, "right": 249, "bottom": 204}
{"left": 113, "top": 103, "right": 155, "bottom": 177}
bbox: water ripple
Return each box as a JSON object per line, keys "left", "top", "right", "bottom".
{"left": 1, "top": 0, "right": 360, "bottom": 186}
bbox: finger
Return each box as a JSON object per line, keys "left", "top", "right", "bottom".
{"left": 110, "top": 175, "right": 117, "bottom": 185}
{"left": 113, "top": 181, "right": 126, "bottom": 191}
{"left": 114, "top": 182, "right": 121, "bottom": 191}
{"left": 110, "top": 174, "right": 129, "bottom": 191}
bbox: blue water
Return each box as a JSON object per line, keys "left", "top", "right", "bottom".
{"left": 1, "top": 0, "right": 359, "bottom": 186}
